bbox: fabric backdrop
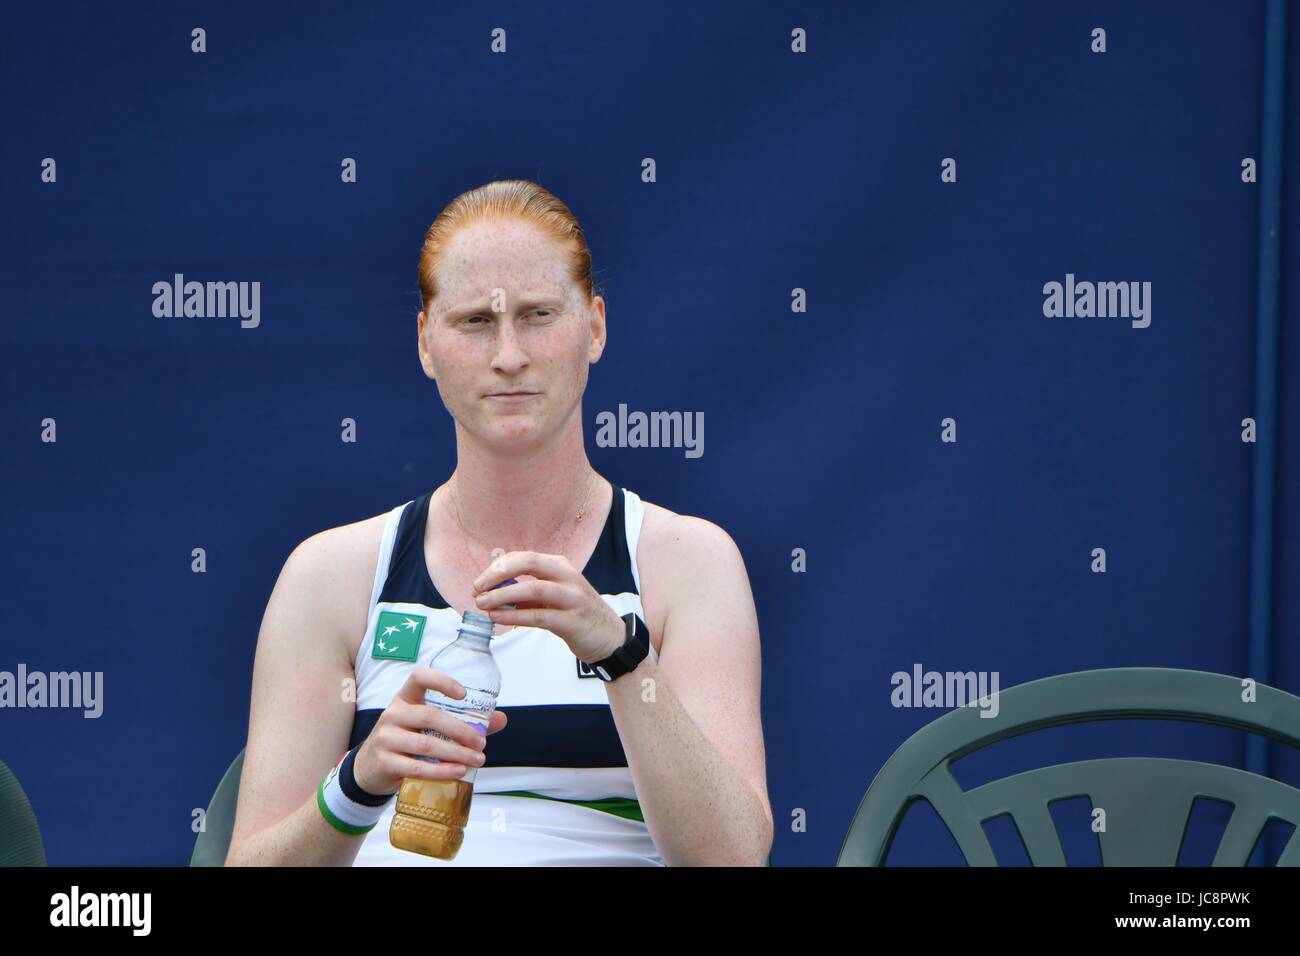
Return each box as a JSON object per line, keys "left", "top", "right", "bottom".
{"left": 1, "top": 0, "right": 1296, "bottom": 865}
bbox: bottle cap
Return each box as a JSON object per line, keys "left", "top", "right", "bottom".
{"left": 491, "top": 577, "right": 519, "bottom": 610}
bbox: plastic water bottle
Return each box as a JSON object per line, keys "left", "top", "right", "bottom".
{"left": 389, "top": 582, "right": 514, "bottom": 859}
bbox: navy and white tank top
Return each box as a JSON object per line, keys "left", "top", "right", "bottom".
{"left": 348, "top": 480, "right": 664, "bottom": 866}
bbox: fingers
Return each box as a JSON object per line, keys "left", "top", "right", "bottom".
{"left": 394, "top": 726, "right": 487, "bottom": 770}
{"left": 474, "top": 577, "right": 580, "bottom": 613}
{"left": 368, "top": 723, "right": 481, "bottom": 782}
{"left": 390, "top": 698, "right": 487, "bottom": 752}
{"left": 354, "top": 729, "right": 469, "bottom": 794}
{"left": 390, "top": 752, "right": 474, "bottom": 782}
{"left": 395, "top": 666, "right": 467, "bottom": 705}
{"left": 487, "top": 708, "right": 508, "bottom": 735}
{"left": 473, "top": 552, "right": 580, "bottom": 593}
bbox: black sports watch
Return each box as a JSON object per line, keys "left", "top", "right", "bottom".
{"left": 588, "top": 612, "right": 650, "bottom": 682}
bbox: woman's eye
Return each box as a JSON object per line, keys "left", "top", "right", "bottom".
{"left": 461, "top": 309, "right": 552, "bottom": 326}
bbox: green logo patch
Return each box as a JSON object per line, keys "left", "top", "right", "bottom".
{"left": 372, "top": 611, "right": 427, "bottom": 661}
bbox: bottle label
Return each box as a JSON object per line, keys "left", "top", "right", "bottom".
{"left": 417, "top": 687, "right": 495, "bottom": 762}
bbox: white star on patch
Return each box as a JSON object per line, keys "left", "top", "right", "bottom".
{"left": 383, "top": 625, "right": 400, "bottom": 636}
{"left": 402, "top": 618, "right": 421, "bottom": 631}
{"left": 377, "top": 639, "right": 389, "bottom": 651}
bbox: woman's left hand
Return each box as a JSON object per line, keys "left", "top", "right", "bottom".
{"left": 470, "top": 551, "right": 626, "bottom": 664}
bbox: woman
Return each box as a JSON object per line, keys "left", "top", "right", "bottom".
{"left": 225, "top": 180, "right": 771, "bottom": 866}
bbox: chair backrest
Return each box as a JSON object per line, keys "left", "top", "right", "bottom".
{"left": 0, "top": 759, "right": 46, "bottom": 866}
{"left": 191, "top": 748, "right": 245, "bottom": 866}
{"left": 837, "top": 667, "right": 1300, "bottom": 866}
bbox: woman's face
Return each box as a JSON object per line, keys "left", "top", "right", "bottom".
{"left": 417, "top": 218, "right": 606, "bottom": 450}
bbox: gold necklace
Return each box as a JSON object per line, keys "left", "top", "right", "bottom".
{"left": 446, "top": 472, "right": 599, "bottom": 578}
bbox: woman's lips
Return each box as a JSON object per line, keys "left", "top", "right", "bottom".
{"left": 487, "top": 392, "right": 540, "bottom": 402}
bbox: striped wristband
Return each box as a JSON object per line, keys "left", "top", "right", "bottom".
{"left": 316, "top": 747, "right": 394, "bottom": 836}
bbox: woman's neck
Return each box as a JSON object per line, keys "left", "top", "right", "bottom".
{"left": 439, "top": 419, "right": 603, "bottom": 558}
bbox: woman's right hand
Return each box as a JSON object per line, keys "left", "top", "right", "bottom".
{"left": 352, "top": 666, "right": 508, "bottom": 796}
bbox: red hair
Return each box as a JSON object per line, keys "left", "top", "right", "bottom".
{"left": 418, "top": 179, "right": 599, "bottom": 316}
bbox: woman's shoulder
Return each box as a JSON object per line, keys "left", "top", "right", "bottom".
{"left": 630, "top": 493, "right": 748, "bottom": 590}
{"left": 297, "top": 508, "right": 391, "bottom": 572}
{"left": 289, "top": 507, "right": 396, "bottom": 667}
{"left": 626, "top": 493, "right": 754, "bottom": 657}
{"left": 633, "top": 493, "right": 742, "bottom": 552}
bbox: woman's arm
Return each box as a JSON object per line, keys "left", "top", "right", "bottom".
{"left": 225, "top": 528, "right": 376, "bottom": 866}
{"left": 607, "top": 515, "right": 773, "bottom": 866}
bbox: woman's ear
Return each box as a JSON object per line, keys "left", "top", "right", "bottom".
{"left": 417, "top": 311, "right": 437, "bottom": 380}
{"left": 587, "top": 295, "right": 607, "bottom": 362}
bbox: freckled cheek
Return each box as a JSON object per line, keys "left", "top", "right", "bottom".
{"left": 427, "top": 342, "right": 479, "bottom": 405}
{"left": 434, "top": 338, "right": 479, "bottom": 372}
{"left": 554, "top": 355, "right": 588, "bottom": 404}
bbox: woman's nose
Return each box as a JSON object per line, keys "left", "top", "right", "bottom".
{"left": 491, "top": 323, "right": 529, "bottom": 370}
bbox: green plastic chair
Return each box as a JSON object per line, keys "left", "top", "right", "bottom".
{"left": 191, "top": 749, "right": 244, "bottom": 866}
{"left": 0, "top": 759, "right": 46, "bottom": 866}
{"left": 837, "top": 667, "right": 1300, "bottom": 866}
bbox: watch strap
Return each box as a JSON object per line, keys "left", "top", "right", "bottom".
{"left": 591, "top": 612, "right": 649, "bottom": 682}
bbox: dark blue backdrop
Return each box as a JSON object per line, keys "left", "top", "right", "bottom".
{"left": 1, "top": 1, "right": 1296, "bottom": 866}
